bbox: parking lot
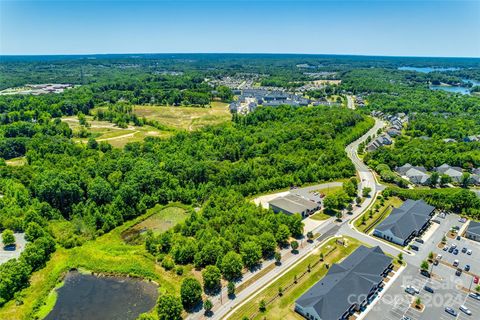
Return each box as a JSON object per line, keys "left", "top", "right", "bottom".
{"left": 0, "top": 232, "right": 26, "bottom": 265}
{"left": 365, "top": 262, "right": 480, "bottom": 320}
{"left": 440, "top": 236, "right": 480, "bottom": 277}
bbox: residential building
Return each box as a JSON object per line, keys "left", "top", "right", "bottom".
{"left": 434, "top": 164, "right": 463, "bottom": 183}
{"left": 465, "top": 221, "right": 480, "bottom": 242}
{"left": 395, "top": 164, "right": 430, "bottom": 185}
{"left": 373, "top": 199, "right": 435, "bottom": 246}
{"left": 295, "top": 246, "right": 393, "bottom": 320}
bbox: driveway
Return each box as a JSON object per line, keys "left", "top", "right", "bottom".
{"left": 0, "top": 233, "right": 27, "bottom": 265}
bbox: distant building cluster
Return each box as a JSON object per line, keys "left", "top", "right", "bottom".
{"left": 395, "top": 163, "right": 480, "bottom": 186}
{"left": 0, "top": 84, "right": 74, "bottom": 96}
{"left": 229, "top": 89, "right": 316, "bottom": 114}
{"left": 366, "top": 111, "right": 408, "bottom": 152}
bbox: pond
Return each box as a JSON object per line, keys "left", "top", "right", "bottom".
{"left": 429, "top": 85, "right": 471, "bottom": 95}
{"left": 398, "top": 66, "right": 460, "bottom": 73}
{"left": 45, "top": 271, "right": 158, "bottom": 320}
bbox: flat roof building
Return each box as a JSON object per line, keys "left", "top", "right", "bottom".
{"left": 269, "top": 194, "right": 320, "bottom": 218}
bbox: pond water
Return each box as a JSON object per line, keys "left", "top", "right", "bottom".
{"left": 429, "top": 85, "right": 471, "bottom": 95}
{"left": 398, "top": 66, "right": 460, "bottom": 73}
{"left": 45, "top": 271, "right": 158, "bottom": 320}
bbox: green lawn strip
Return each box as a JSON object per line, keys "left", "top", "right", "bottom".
{"left": 230, "top": 236, "right": 362, "bottom": 320}
{"left": 309, "top": 210, "right": 334, "bottom": 221}
{"left": 236, "top": 263, "right": 276, "bottom": 294}
{"left": 355, "top": 196, "right": 403, "bottom": 233}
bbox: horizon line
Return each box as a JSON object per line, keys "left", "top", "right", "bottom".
{"left": 1, "top": 52, "right": 480, "bottom": 60}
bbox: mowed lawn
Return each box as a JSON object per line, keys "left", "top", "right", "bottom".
{"left": 133, "top": 103, "right": 230, "bottom": 131}
{"left": 230, "top": 236, "right": 362, "bottom": 320}
{"left": 355, "top": 196, "right": 403, "bottom": 233}
{"left": 0, "top": 205, "right": 192, "bottom": 320}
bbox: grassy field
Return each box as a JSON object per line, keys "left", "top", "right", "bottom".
{"left": 0, "top": 205, "right": 192, "bottom": 320}
{"left": 5, "top": 156, "right": 27, "bottom": 166}
{"left": 121, "top": 205, "right": 190, "bottom": 244}
{"left": 63, "top": 116, "right": 172, "bottom": 148}
{"left": 133, "top": 103, "right": 230, "bottom": 131}
{"left": 62, "top": 103, "right": 230, "bottom": 148}
{"left": 355, "top": 196, "right": 403, "bottom": 233}
{"left": 229, "top": 236, "right": 362, "bottom": 320}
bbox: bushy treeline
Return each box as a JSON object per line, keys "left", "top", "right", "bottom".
{"left": 146, "top": 190, "right": 303, "bottom": 277}
{"left": 365, "top": 138, "right": 480, "bottom": 169}
{"left": 384, "top": 187, "right": 480, "bottom": 219}
{"left": 0, "top": 225, "right": 55, "bottom": 306}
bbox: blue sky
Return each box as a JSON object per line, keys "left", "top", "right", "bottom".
{"left": 1, "top": 0, "right": 479, "bottom": 57}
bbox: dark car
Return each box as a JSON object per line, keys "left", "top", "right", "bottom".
{"left": 445, "top": 307, "right": 457, "bottom": 316}
{"left": 462, "top": 247, "right": 467, "bottom": 253}
{"left": 411, "top": 244, "right": 419, "bottom": 251}
{"left": 420, "top": 269, "right": 431, "bottom": 278}
{"left": 415, "top": 238, "right": 424, "bottom": 244}
{"left": 449, "top": 247, "right": 454, "bottom": 253}
{"left": 465, "top": 264, "right": 470, "bottom": 271}
{"left": 433, "top": 259, "right": 439, "bottom": 266}
{"left": 456, "top": 235, "right": 461, "bottom": 240}
{"left": 424, "top": 285, "right": 434, "bottom": 293}
{"left": 456, "top": 268, "right": 463, "bottom": 276}
{"left": 453, "top": 249, "right": 459, "bottom": 255}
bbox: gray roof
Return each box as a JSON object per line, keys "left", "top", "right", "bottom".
{"left": 375, "top": 199, "right": 435, "bottom": 241}
{"left": 269, "top": 194, "right": 318, "bottom": 214}
{"left": 467, "top": 221, "right": 480, "bottom": 237}
{"left": 296, "top": 246, "right": 392, "bottom": 320}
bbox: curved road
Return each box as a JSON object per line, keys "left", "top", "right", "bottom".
{"left": 188, "top": 117, "right": 388, "bottom": 320}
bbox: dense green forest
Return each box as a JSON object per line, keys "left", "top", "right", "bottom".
{"left": 1, "top": 54, "right": 480, "bottom": 317}
{"left": 0, "top": 103, "right": 372, "bottom": 307}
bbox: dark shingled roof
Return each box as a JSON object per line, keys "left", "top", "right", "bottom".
{"left": 374, "top": 199, "right": 435, "bottom": 242}
{"left": 467, "top": 221, "right": 480, "bottom": 237}
{"left": 296, "top": 246, "right": 392, "bottom": 320}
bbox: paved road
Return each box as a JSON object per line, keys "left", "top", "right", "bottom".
{"left": 347, "top": 95, "right": 355, "bottom": 110}
{"left": 188, "top": 118, "right": 387, "bottom": 320}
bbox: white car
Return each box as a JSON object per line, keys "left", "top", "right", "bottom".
{"left": 467, "top": 249, "right": 472, "bottom": 255}
{"left": 460, "top": 305, "right": 472, "bottom": 315}
{"left": 469, "top": 292, "right": 480, "bottom": 301}
{"left": 452, "top": 243, "right": 457, "bottom": 249}
{"left": 437, "top": 254, "right": 442, "bottom": 260}
{"left": 453, "top": 259, "right": 459, "bottom": 267}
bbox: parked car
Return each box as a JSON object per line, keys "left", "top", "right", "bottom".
{"left": 401, "top": 317, "right": 412, "bottom": 320}
{"left": 433, "top": 259, "right": 439, "bottom": 266}
{"left": 420, "top": 269, "right": 431, "bottom": 278}
{"left": 454, "top": 249, "right": 459, "bottom": 255}
{"left": 465, "top": 264, "right": 470, "bottom": 271}
{"left": 452, "top": 243, "right": 457, "bottom": 248}
{"left": 456, "top": 268, "right": 462, "bottom": 276}
{"left": 445, "top": 307, "right": 457, "bottom": 316}
{"left": 469, "top": 292, "right": 480, "bottom": 300}
{"left": 456, "top": 235, "right": 461, "bottom": 240}
{"left": 448, "top": 247, "right": 454, "bottom": 253}
{"left": 462, "top": 247, "right": 467, "bottom": 253}
{"left": 443, "top": 245, "right": 449, "bottom": 251}
{"left": 424, "top": 285, "right": 434, "bottom": 293}
{"left": 467, "top": 249, "right": 472, "bottom": 255}
{"left": 460, "top": 305, "right": 472, "bottom": 315}
{"left": 459, "top": 217, "right": 467, "bottom": 223}
{"left": 437, "top": 254, "right": 442, "bottom": 260}
{"left": 453, "top": 259, "right": 459, "bottom": 267}
{"left": 415, "top": 238, "right": 424, "bottom": 244}
{"left": 411, "top": 244, "right": 419, "bottom": 251}
{"left": 405, "top": 286, "right": 416, "bottom": 295}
